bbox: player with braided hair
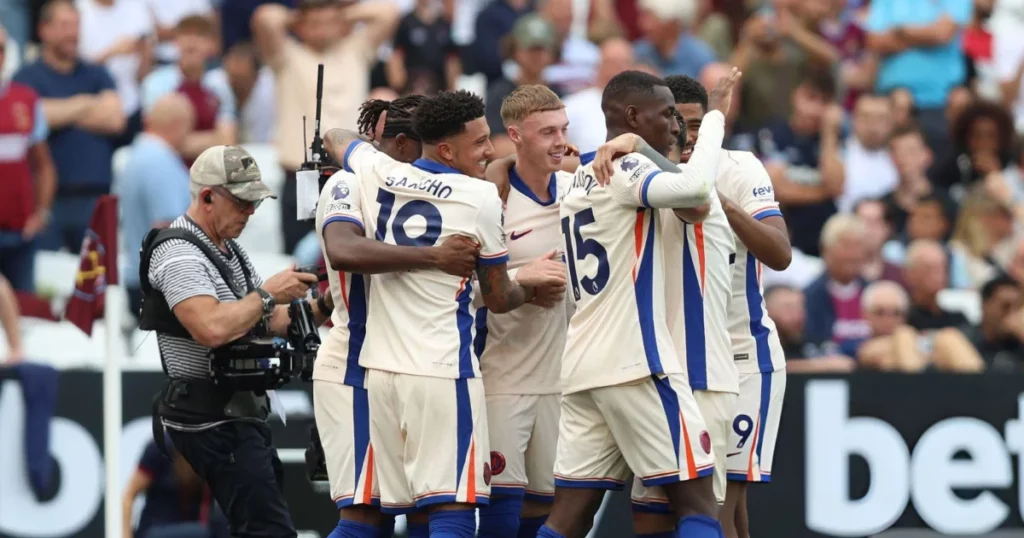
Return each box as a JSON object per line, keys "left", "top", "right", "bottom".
{"left": 355, "top": 96, "right": 428, "bottom": 163}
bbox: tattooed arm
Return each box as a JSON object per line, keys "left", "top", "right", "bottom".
{"left": 322, "top": 128, "right": 374, "bottom": 168}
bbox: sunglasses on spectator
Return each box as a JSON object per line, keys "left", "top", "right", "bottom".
{"left": 211, "top": 185, "right": 261, "bottom": 211}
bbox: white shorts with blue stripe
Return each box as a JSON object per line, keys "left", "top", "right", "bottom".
{"left": 726, "top": 369, "right": 787, "bottom": 483}
{"left": 554, "top": 374, "right": 715, "bottom": 495}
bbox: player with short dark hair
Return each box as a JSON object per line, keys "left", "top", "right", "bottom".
{"left": 539, "top": 69, "right": 740, "bottom": 538}
{"left": 663, "top": 75, "right": 792, "bottom": 538}
{"left": 356, "top": 95, "right": 427, "bottom": 163}
{"left": 322, "top": 90, "right": 566, "bottom": 538}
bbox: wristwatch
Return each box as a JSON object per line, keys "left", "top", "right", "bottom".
{"left": 256, "top": 288, "right": 276, "bottom": 316}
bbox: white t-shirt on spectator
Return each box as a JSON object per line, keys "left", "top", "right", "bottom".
{"left": 994, "top": 26, "right": 1024, "bottom": 133}
{"left": 838, "top": 137, "right": 898, "bottom": 213}
{"left": 76, "top": 0, "right": 153, "bottom": 115}
{"left": 144, "top": 0, "right": 213, "bottom": 63}
{"left": 205, "top": 66, "right": 276, "bottom": 144}
{"left": 563, "top": 86, "right": 606, "bottom": 154}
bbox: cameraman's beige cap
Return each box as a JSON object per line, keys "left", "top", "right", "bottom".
{"left": 190, "top": 145, "right": 278, "bottom": 202}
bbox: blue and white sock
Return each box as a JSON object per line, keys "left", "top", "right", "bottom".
{"left": 677, "top": 514, "right": 724, "bottom": 538}
{"left": 536, "top": 525, "right": 566, "bottom": 538}
{"left": 428, "top": 509, "right": 476, "bottom": 538}
{"left": 516, "top": 516, "right": 547, "bottom": 538}
{"left": 326, "top": 520, "right": 378, "bottom": 538}
{"left": 478, "top": 496, "right": 524, "bottom": 537}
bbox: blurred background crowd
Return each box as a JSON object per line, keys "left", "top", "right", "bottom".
{"left": 3, "top": 0, "right": 1024, "bottom": 379}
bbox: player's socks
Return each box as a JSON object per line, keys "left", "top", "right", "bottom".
{"left": 477, "top": 496, "right": 524, "bottom": 537}
{"left": 536, "top": 525, "right": 566, "bottom": 538}
{"left": 636, "top": 532, "right": 674, "bottom": 538}
{"left": 677, "top": 514, "right": 725, "bottom": 538}
{"left": 407, "top": 521, "right": 430, "bottom": 538}
{"left": 377, "top": 516, "right": 396, "bottom": 537}
{"left": 516, "top": 516, "right": 547, "bottom": 538}
{"left": 428, "top": 509, "right": 476, "bottom": 537}
{"left": 328, "top": 520, "right": 378, "bottom": 538}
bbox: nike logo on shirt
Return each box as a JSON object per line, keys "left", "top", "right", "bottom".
{"left": 510, "top": 230, "right": 532, "bottom": 240}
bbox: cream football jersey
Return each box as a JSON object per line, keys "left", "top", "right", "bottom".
{"left": 717, "top": 150, "right": 787, "bottom": 373}
{"left": 477, "top": 168, "right": 573, "bottom": 395}
{"left": 341, "top": 141, "right": 510, "bottom": 379}
{"left": 660, "top": 193, "right": 738, "bottom": 394}
{"left": 312, "top": 171, "right": 370, "bottom": 388}
{"left": 559, "top": 110, "right": 727, "bottom": 394}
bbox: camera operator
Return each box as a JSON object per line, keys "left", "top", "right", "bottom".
{"left": 143, "top": 145, "right": 328, "bottom": 538}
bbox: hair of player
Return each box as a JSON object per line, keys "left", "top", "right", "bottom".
{"left": 500, "top": 84, "right": 564, "bottom": 127}
{"left": 40, "top": 0, "right": 75, "bottom": 24}
{"left": 665, "top": 75, "right": 708, "bottom": 111}
{"left": 176, "top": 14, "right": 217, "bottom": 37}
{"left": 981, "top": 273, "right": 1019, "bottom": 303}
{"left": 358, "top": 95, "right": 427, "bottom": 139}
{"left": 601, "top": 70, "right": 669, "bottom": 114}
{"left": 412, "top": 90, "right": 485, "bottom": 145}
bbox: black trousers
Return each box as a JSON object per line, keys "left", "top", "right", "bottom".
{"left": 168, "top": 421, "right": 297, "bottom": 538}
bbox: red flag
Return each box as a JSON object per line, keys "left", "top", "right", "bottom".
{"left": 64, "top": 195, "right": 119, "bottom": 335}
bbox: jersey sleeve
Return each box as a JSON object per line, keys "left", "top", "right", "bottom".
{"left": 319, "top": 173, "right": 365, "bottom": 234}
{"left": 476, "top": 186, "right": 510, "bottom": 265}
{"left": 341, "top": 140, "right": 389, "bottom": 178}
{"left": 608, "top": 111, "right": 726, "bottom": 209}
{"left": 723, "top": 152, "right": 782, "bottom": 221}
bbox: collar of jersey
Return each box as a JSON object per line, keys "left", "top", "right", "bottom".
{"left": 509, "top": 166, "right": 557, "bottom": 207}
{"left": 412, "top": 158, "right": 462, "bottom": 175}
{"left": 579, "top": 151, "right": 597, "bottom": 165}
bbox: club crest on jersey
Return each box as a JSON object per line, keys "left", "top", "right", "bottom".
{"left": 699, "top": 431, "right": 712, "bottom": 454}
{"left": 483, "top": 462, "right": 492, "bottom": 485}
{"left": 619, "top": 156, "right": 640, "bottom": 172}
{"left": 332, "top": 182, "right": 350, "bottom": 200}
{"left": 490, "top": 451, "right": 506, "bottom": 476}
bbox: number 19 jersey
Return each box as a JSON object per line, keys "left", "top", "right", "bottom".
{"left": 341, "top": 141, "right": 510, "bottom": 380}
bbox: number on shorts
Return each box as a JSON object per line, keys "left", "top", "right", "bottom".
{"left": 375, "top": 190, "right": 443, "bottom": 247}
{"left": 733, "top": 414, "right": 754, "bottom": 449}
{"left": 560, "top": 207, "right": 610, "bottom": 300}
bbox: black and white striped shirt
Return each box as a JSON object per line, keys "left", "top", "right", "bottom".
{"left": 149, "top": 216, "right": 264, "bottom": 430}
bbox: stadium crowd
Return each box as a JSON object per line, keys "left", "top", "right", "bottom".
{"left": 3, "top": 0, "right": 1024, "bottom": 374}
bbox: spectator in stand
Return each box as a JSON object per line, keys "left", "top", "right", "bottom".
{"left": 959, "top": 274, "right": 1024, "bottom": 372}
{"left": 469, "top": 0, "right": 533, "bottom": 84}
{"left": 0, "top": 275, "right": 22, "bottom": 362}
{"left": 14, "top": 0, "right": 125, "bottom": 253}
{"left": 0, "top": 1, "right": 28, "bottom": 48}
{"left": 839, "top": 94, "right": 897, "bottom": 213}
{"left": 904, "top": 239, "right": 970, "bottom": 331}
{"left": 765, "top": 284, "right": 855, "bottom": 372}
{"left": 205, "top": 41, "right": 275, "bottom": 145}
{"left": 1006, "top": 239, "right": 1024, "bottom": 285}
{"left": 486, "top": 13, "right": 560, "bottom": 157}
{"left": 855, "top": 199, "right": 904, "bottom": 285}
{"left": 884, "top": 193, "right": 972, "bottom": 289}
{"left": 633, "top": 0, "right": 714, "bottom": 78}
{"left": 803, "top": 213, "right": 871, "bottom": 349}
{"left": 387, "top": 0, "right": 460, "bottom": 95}
{"left": 540, "top": 0, "right": 599, "bottom": 95}
{"left": 0, "top": 22, "right": 56, "bottom": 293}
{"left": 142, "top": 0, "right": 214, "bottom": 65}
{"left": 76, "top": 0, "right": 155, "bottom": 148}
{"left": 141, "top": 15, "right": 236, "bottom": 165}
{"left": 118, "top": 93, "right": 194, "bottom": 315}
{"left": 994, "top": 0, "right": 1024, "bottom": 135}
{"left": 881, "top": 126, "right": 935, "bottom": 237}
{"left": 121, "top": 438, "right": 229, "bottom": 538}
{"left": 757, "top": 70, "right": 845, "bottom": 257}
{"left": 930, "top": 100, "right": 1016, "bottom": 205}
{"left": 220, "top": 0, "right": 295, "bottom": 53}
{"left": 962, "top": 0, "right": 995, "bottom": 91}
{"left": 730, "top": 3, "right": 838, "bottom": 131}
{"left": 949, "top": 189, "right": 1014, "bottom": 287}
{"left": 252, "top": 0, "right": 399, "bottom": 255}
{"left": 865, "top": 0, "right": 972, "bottom": 153}
{"left": 823, "top": 0, "right": 871, "bottom": 111}
{"left": 563, "top": 37, "right": 632, "bottom": 153}
{"left": 692, "top": 0, "right": 733, "bottom": 60}
{"left": 888, "top": 87, "right": 915, "bottom": 132}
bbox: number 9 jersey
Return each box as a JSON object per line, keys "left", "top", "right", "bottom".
{"left": 340, "top": 140, "right": 510, "bottom": 379}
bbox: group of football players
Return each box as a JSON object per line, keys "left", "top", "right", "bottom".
{"left": 308, "top": 65, "right": 789, "bottom": 538}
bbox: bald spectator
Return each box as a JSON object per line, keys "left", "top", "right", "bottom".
{"left": 633, "top": 0, "right": 715, "bottom": 78}
{"left": 253, "top": 0, "right": 399, "bottom": 254}
{"left": 905, "top": 239, "right": 970, "bottom": 332}
{"left": 14, "top": 0, "right": 125, "bottom": 253}
{"left": 117, "top": 93, "right": 195, "bottom": 314}
{"left": 563, "top": 37, "right": 633, "bottom": 153}
{"left": 766, "top": 285, "right": 855, "bottom": 373}
{"left": 803, "top": 213, "right": 871, "bottom": 348}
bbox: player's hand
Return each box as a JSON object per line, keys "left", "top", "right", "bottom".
{"left": 593, "top": 133, "right": 641, "bottom": 186}
{"left": 516, "top": 250, "right": 567, "bottom": 288}
{"left": 708, "top": 67, "right": 742, "bottom": 117}
{"left": 263, "top": 265, "right": 319, "bottom": 303}
{"left": 432, "top": 235, "right": 480, "bottom": 277}
{"left": 565, "top": 144, "right": 580, "bottom": 157}
{"left": 531, "top": 282, "right": 566, "bottom": 308}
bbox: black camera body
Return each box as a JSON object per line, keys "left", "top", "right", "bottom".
{"left": 209, "top": 300, "right": 320, "bottom": 392}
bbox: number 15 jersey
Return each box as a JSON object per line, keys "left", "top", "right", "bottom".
{"left": 559, "top": 111, "right": 727, "bottom": 395}
{"left": 340, "top": 141, "right": 510, "bottom": 380}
